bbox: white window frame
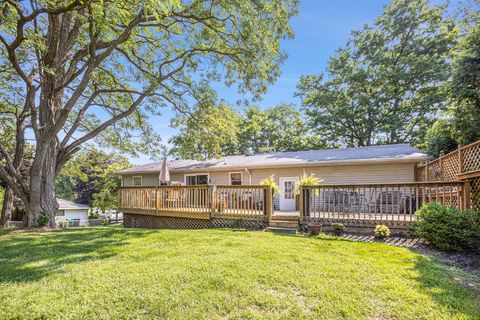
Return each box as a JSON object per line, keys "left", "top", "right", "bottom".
{"left": 229, "top": 172, "right": 243, "bottom": 185}
{"left": 184, "top": 173, "right": 210, "bottom": 185}
{"left": 132, "top": 176, "right": 143, "bottom": 186}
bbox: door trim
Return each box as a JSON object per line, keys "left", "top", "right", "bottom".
{"left": 279, "top": 177, "right": 299, "bottom": 211}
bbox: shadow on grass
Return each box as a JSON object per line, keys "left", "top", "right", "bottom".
{"left": 412, "top": 254, "right": 480, "bottom": 318}
{"left": 0, "top": 226, "right": 156, "bottom": 283}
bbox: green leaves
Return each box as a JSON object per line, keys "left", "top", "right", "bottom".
{"left": 297, "top": 0, "right": 458, "bottom": 148}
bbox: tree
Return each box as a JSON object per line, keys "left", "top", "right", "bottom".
{"left": 169, "top": 103, "right": 322, "bottom": 160}
{"left": 296, "top": 0, "right": 457, "bottom": 147}
{"left": 55, "top": 148, "right": 131, "bottom": 208}
{"left": 424, "top": 119, "right": 458, "bottom": 158}
{"left": 0, "top": 0, "right": 298, "bottom": 227}
{"left": 169, "top": 101, "right": 241, "bottom": 160}
{"left": 238, "top": 104, "right": 324, "bottom": 153}
{"left": 450, "top": 24, "right": 480, "bottom": 145}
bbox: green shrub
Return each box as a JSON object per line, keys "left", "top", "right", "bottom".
{"left": 332, "top": 223, "right": 345, "bottom": 231}
{"left": 102, "top": 217, "right": 110, "bottom": 226}
{"left": 38, "top": 211, "right": 49, "bottom": 227}
{"left": 374, "top": 225, "right": 390, "bottom": 238}
{"left": 57, "top": 220, "right": 69, "bottom": 229}
{"left": 413, "top": 202, "right": 480, "bottom": 251}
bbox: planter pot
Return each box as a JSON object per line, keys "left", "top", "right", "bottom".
{"left": 307, "top": 223, "right": 322, "bottom": 236}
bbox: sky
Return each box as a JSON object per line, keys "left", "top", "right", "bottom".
{"left": 132, "top": 0, "right": 403, "bottom": 164}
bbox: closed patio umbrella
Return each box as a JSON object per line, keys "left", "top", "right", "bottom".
{"left": 159, "top": 157, "right": 170, "bottom": 185}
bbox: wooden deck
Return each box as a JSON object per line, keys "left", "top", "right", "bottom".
{"left": 118, "top": 181, "right": 471, "bottom": 230}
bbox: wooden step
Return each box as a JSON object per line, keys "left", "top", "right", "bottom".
{"left": 270, "top": 215, "right": 299, "bottom": 221}
{"left": 266, "top": 227, "right": 297, "bottom": 234}
{"left": 269, "top": 220, "right": 299, "bottom": 229}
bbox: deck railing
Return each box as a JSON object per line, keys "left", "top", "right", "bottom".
{"left": 118, "top": 185, "right": 273, "bottom": 220}
{"left": 300, "top": 181, "right": 470, "bottom": 227}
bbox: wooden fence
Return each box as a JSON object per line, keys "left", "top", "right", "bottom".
{"left": 415, "top": 140, "right": 480, "bottom": 210}
{"left": 300, "top": 181, "right": 470, "bottom": 228}
{"left": 118, "top": 185, "right": 273, "bottom": 222}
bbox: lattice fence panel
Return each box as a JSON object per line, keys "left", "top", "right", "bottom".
{"left": 124, "top": 214, "right": 213, "bottom": 229}
{"left": 415, "top": 166, "right": 426, "bottom": 181}
{"left": 427, "top": 160, "right": 441, "bottom": 181}
{"left": 463, "top": 143, "right": 480, "bottom": 173}
{"left": 441, "top": 152, "right": 459, "bottom": 181}
{"left": 123, "top": 214, "right": 266, "bottom": 230}
{"left": 469, "top": 177, "right": 480, "bottom": 211}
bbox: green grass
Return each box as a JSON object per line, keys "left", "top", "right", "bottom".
{"left": 0, "top": 225, "right": 479, "bottom": 319}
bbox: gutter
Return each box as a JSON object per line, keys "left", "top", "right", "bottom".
{"left": 116, "top": 157, "right": 431, "bottom": 175}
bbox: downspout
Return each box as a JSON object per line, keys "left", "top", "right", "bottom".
{"left": 244, "top": 168, "right": 252, "bottom": 185}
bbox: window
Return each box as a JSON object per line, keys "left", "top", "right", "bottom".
{"left": 133, "top": 176, "right": 142, "bottom": 186}
{"left": 56, "top": 210, "right": 65, "bottom": 217}
{"left": 229, "top": 172, "right": 242, "bottom": 185}
{"left": 185, "top": 174, "right": 209, "bottom": 185}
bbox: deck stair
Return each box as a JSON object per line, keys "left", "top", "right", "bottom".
{"left": 267, "top": 215, "right": 299, "bottom": 234}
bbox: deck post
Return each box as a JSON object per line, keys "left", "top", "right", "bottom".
{"left": 299, "top": 187, "right": 304, "bottom": 226}
{"left": 210, "top": 185, "right": 216, "bottom": 218}
{"left": 155, "top": 186, "right": 159, "bottom": 215}
{"left": 265, "top": 186, "right": 273, "bottom": 223}
{"left": 463, "top": 180, "right": 471, "bottom": 210}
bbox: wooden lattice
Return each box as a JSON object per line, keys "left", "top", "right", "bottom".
{"left": 427, "top": 160, "right": 441, "bottom": 181}
{"left": 469, "top": 177, "right": 480, "bottom": 211}
{"left": 415, "top": 166, "right": 426, "bottom": 182}
{"left": 123, "top": 213, "right": 266, "bottom": 230}
{"left": 441, "top": 152, "right": 460, "bottom": 181}
{"left": 463, "top": 142, "right": 480, "bottom": 173}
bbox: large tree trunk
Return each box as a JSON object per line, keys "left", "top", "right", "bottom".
{"left": 0, "top": 188, "right": 14, "bottom": 227}
{"left": 25, "top": 139, "right": 59, "bottom": 228}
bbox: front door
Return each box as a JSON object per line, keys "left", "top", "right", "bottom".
{"left": 279, "top": 177, "right": 298, "bottom": 211}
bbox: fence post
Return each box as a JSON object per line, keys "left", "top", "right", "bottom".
{"left": 463, "top": 180, "right": 471, "bottom": 210}
{"left": 155, "top": 186, "right": 159, "bottom": 215}
{"left": 210, "top": 185, "right": 216, "bottom": 218}
{"left": 265, "top": 186, "right": 273, "bottom": 223}
{"left": 299, "top": 187, "right": 304, "bottom": 226}
{"left": 425, "top": 162, "right": 428, "bottom": 182}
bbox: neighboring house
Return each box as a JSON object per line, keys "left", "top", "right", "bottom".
{"left": 117, "top": 144, "right": 430, "bottom": 211}
{"left": 56, "top": 199, "right": 90, "bottom": 226}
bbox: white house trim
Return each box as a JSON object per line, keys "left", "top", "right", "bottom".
{"left": 184, "top": 173, "right": 210, "bottom": 185}
{"left": 229, "top": 172, "right": 243, "bottom": 185}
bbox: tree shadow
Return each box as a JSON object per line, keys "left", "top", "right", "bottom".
{"left": 411, "top": 253, "right": 480, "bottom": 318}
{"left": 0, "top": 226, "right": 156, "bottom": 283}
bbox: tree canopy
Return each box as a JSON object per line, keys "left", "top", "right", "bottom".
{"left": 0, "top": 0, "right": 299, "bottom": 226}
{"left": 169, "top": 103, "right": 322, "bottom": 160}
{"left": 296, "top": 0, "right": 457, "bottom": 147}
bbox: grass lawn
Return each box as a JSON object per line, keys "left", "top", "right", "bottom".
{"left": 0, "top": 225, "right": 479, "bottom": 319}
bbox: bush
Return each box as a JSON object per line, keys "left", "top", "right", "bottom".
{"left": 102, "top": 217, "right": 110, "bottom": 226}
{"left": 374, "top": 225, "right": 390, "bottom": 239}
{"left": 413, "top": 202, "right": 480, "bottom": 251}
{"left": 38, "top": 211, "right": 49, "bottom": 227}
{"left": 332, "top": 223, "right": 345, "bottom": 231}
{"left": 57, "top": 220, "right": 69, "bottom": 229}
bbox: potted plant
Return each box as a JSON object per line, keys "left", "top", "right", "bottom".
{"left": 259, "top": 175, "right": 280, "bottom": 194}
{"left": 296, "top": 173, "right": 324, "bottom": 212}
{"left": 331, "top": 223, "right": 345, "bottom": 236}
{"left": 307, "top": 223, "right": 322, "bottom": 236}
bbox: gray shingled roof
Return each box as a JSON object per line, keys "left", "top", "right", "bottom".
{"left": 57, "top": 199, "right": 90, "bottom": 210}
{"left": 117, "top": 144, "right": 431, "bottom": 174}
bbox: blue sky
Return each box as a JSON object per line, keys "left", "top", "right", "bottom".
{"left": 133, "top": 0, "right": 406, "bottom": 164}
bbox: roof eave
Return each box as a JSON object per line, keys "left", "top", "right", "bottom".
{"left": 117, "top": 157, "right": 429, "bottom": 175}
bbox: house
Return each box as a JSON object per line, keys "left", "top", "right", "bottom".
{"left": 56, "top": 199, "right": 90, "bottom": 226}
{"left": 117, "top": 144, "right": 430, "bottom": 212}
